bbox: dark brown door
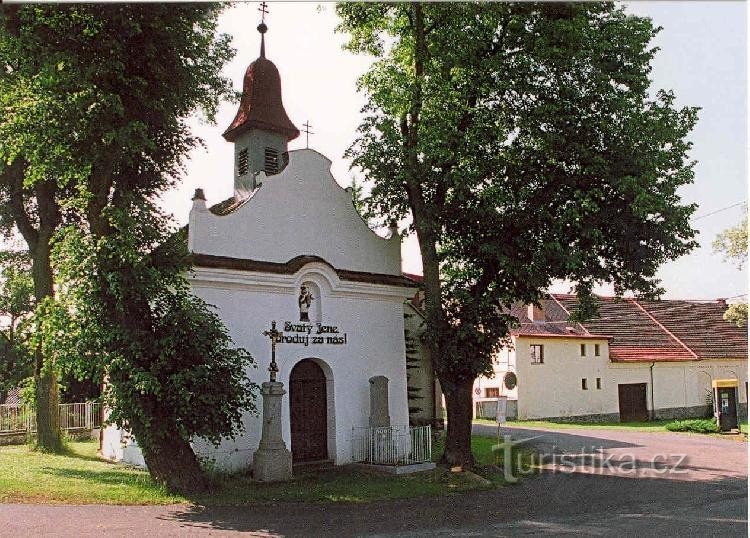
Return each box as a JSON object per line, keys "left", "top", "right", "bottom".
{"left": 290, "top": 359, "right": 328, "bottom": 462}
{"left": 717, "top": 387, "right": 738, "bottom": 431}
{"left": 618, "top": 383, "right": 648, "bottom": 422}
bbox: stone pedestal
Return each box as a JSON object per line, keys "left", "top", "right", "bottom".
{"left": 253, "top": 381, "right": 292, "bottom": 481}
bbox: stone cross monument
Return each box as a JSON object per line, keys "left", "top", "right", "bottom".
{"left": 253, "top": 321, "right": 292, "bottom": 481}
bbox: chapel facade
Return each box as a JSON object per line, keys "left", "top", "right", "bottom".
{"left": 102, "top": 21, "right": 440, "bottom": 470}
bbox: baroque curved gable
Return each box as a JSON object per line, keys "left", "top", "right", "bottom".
{"left": 188, "top": 149, "right": 401, "bottom": 276}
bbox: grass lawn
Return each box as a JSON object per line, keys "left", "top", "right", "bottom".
{"left": 0, "top": 441, "right": 182, "bottom": 505}
{"left": 0, "top": 436, "right": 529, "bottom": 505}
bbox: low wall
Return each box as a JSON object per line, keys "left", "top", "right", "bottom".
{"left": 653, "top": 405, "right": 712, "bottom": 420}
{"left": 475, "top": 399, "right": 518, "bottom": 420}
{"left": 529, "top": 412, "right": 621, "bottom": 424}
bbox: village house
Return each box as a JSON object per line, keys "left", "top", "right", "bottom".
{"left": 102, "top": 22, "right": 441, "bottom": 471}
{"left": 474, "top": 294, "right": 748, "bottom": 427}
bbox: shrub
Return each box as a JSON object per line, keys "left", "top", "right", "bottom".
{"left": 665, "top": 419, "right": 719, "bottom": 433}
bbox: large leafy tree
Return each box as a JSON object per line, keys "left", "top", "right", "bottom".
{"left": 0, "top": 5, "right": 257, "bottom": 492}
{"left": 337, "top": 3, "right": 698, "bottom": 467}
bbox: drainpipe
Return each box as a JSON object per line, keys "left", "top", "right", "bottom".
{"left": 649, "top": 362, "right": 656, "bottom": 421}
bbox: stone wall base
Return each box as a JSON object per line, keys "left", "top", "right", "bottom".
{"left": 653, "top": 405, "right": 712, "bottom": 421}
{"left": 522, "top": 403, "right": 740, "bottom": 424}
{"left": 521, "top": 412, "right": 621, "bottom": 424}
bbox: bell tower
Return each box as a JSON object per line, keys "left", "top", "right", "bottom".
{"left": 223, "top": 11, "right": 299, "bottom": 198}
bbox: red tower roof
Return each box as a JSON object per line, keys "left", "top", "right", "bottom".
{"left": 223, "top": 52, "right": 299, "bottom": 143}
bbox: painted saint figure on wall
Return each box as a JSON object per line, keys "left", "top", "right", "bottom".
{"left": 299, "top": 285, "right": 314, "bottom": 321}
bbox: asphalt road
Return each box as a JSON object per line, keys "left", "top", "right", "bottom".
{"left": 1, "top": 425, "right": 746, "bottom": 537}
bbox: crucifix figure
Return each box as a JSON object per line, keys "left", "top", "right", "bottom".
{"left": 302, "top": 121, "right": 314, "bottom": 149}
{"left": 263, "top": 320, "right": 283, "bottom": 382}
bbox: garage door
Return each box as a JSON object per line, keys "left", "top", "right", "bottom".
{"left": 618, "top": 383, "right": 648, "bottom": 422}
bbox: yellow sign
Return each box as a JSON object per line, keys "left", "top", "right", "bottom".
{"left": 712, "top": 379, "right": 739, "bottom": 388}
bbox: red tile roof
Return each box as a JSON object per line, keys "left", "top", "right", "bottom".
{"left": 552, "top": 294, "right": 747, "bottom": 362}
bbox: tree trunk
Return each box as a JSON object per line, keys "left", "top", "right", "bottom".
{"left": 439, "top": 376, "right": 476, "bottom": 468}
{"left": 31, "top": 241, "right": 62, "bottom": 452}
{"left": 3, "top": 162, "right": 62, "bottom": 451}
{"left": 137, "top": 422, "right": 209, "bottom": 494}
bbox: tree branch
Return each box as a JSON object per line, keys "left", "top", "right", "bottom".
{"left": 2, "top": 159, "right": 39, "bottom": 250}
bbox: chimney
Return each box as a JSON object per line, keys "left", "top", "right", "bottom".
{"left": 717, "top": 298, "right": 727, "bottom": 306}
{"left": 528, "top": 303, "right": 545, "bottom": 322}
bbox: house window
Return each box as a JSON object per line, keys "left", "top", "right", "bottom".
{"left": 580, "top": 344, "right": 586, "bottom": 357}
{"left": 596, "top": 378, "right": 601, "bottom": 390}
{"left": 485, "top": 387, "right": 500, "bottom": 398}
{"left": 238, "top": 148, "right": 249, "bottom": 176}
{"left": 264, "top": 147, "right": 279, "bottom": 175}
{"left": 582, "top": 378, "right": 588, "bottom": 390}
{"left": 594, "top": 344, "right": 600, "bottom": 357}
{"left": 530, "top": 344, "right": 544, "bottom": 364}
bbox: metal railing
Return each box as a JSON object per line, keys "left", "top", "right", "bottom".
{"left": 0, "top": 402, "right": 102, "bottom": 435}
{"left": 351, "top": 424, "right": 432, "bottom": 466}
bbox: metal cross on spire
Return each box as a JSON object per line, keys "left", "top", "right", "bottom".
{"left": 257, "top": 2, "right": 269, "bottom": 57}
{"left": 262, "top": 320, "right": 283, "bottom": 382}
{"left": 302, "top": 121, "right": 314, "bottom": 149}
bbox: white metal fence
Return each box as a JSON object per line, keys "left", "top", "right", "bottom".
{"left": 351, "top": 424, "right": 432, "bottom": 466}
{"left": 0, "top": 402, "right": 102, "bottom": 435}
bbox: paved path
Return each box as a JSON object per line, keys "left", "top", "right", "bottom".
{"left": 1, "top": 427, "right": 746, "bottom": 537}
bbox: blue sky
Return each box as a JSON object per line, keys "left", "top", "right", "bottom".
{"left": 168, "top": 2, "right": 747, "bottom": 301}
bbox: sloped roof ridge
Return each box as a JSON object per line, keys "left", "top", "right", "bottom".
{"left": 548, "top": 293, "right": 591, "bottom": 335}
{"left": 629, "top": 298, "right": 699, "bottom": 359}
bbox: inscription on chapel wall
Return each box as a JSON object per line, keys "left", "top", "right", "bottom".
{"left": 282, "top": 321, "right": 348, "bottom": 346}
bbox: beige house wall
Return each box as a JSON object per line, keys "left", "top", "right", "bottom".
{"left": 478, "top": 336, "right": 747, "bottom": 421}
{"left": 514, "top": 337, "right": 613, "bottom": 420}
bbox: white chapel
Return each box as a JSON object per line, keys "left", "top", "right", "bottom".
{"left": 102, "top": 20, "right": 428, "bottom": 471}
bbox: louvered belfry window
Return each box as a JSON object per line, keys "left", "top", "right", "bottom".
{"left": 238, "top": 148, "right": 249, "bottom": 176}
{"left": 264, "top": 147, "right": 279, "bottom": 175}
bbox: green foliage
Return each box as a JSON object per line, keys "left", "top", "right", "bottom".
{"left": 0, "top": 4, "right": 252, "bottom": 485}
{"left": 0, "top": 249, "right": 34, "bottom": 400}
{"left": 404, "top": 311, "right": 424, "bottom": 421}
{"left": 713, "top": 215, "right": 747, "bottom": 270}
{"left": 349, "top": 177, "right": 376, "bottom": 226}
{"left": 17, "top": 376, "right": 35, "bottom": 406}
{"left": 337, "top": 3, "right": 699, "bottom": 464}
{"left": 51, "top": 200, "right": 258, "bottom": 451}
{"left": 336, "top": 4, "right": 699, "bottom": 372}
{"left": 665, "top": 419, "right": 719, "bottom": 434}
{"left": 724, "top": 302, "right": 748, "bottom": 328}
{"left": 712, "top": 215, "right": 747, "bottom": 327}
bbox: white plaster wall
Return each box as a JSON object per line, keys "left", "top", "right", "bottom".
{"left": 611, "top": 360, "right": 748, "bottom": 412}
{"left": 190, "top": 149, "right": 401, "bottom": 275}
{"left": 188, "top": 261, "right": 412, "bottom": 470}
{"left": 493, "top": 335, "right": 747, "bottom": 420}
{"left": 474, "top": 346, "right": 518, "bottom": 401}
{"left": 514, "top": 338, "right": 613, "bottom": 420}
{"left": 101, "top": 422, "right": 123, "bottom": 462}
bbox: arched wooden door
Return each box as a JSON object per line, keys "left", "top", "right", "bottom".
{"left": 290, "top": 359, "right": 328, "bottom": 462}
